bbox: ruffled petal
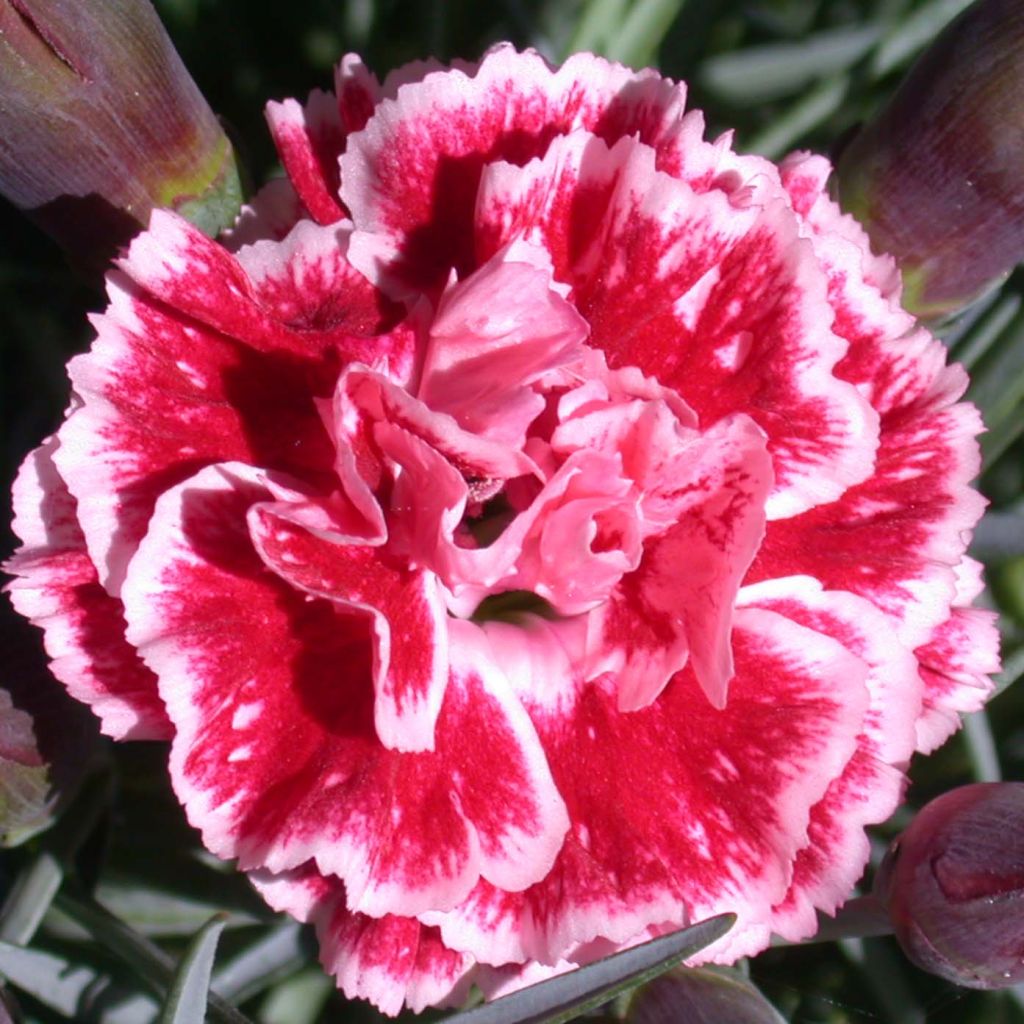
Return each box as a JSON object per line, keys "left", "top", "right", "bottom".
{"left": 224, "top": 176, "right": 306, "bottom": 249}
{"left": 121, "top": 464, "right": 568, "bottom": 914}
{"left": 247, "top": 495, "right": 449, "bottom": 753}
{"left": 342, "top": 46, "right": 671, "bottom": 288}
{"left": 419, "top": 241, "right": 589, "bottom": 444}
{"left": 591, "top": 413, "right": 773, "bottom": 710}
{"left": 752, "top": 383, "right": 986, "bottom": 649}
{"left": 250, "top": 866, "right": 475, "bottom": 1017}
{"left": 737, "top": 576, "right": 920, "bottom": 940}
{"left": 318, "top": 900, "right": 475, "bottom": 1016}
{"left": 475, "top": 131, "right": 877, "bottom": 519}
{"left": 422, "top": 609, "right": 868, "bottom": 966}
{"left": 4, "top": 439, "right": 168, "bottom": 740}
{"left": 334, "top": 364, "right": 539, "bottom": 494}
{"left": 121, "top": 210, "right": 397, "bottom": 359}
{"left": 54, "top": 214, "right": 409, "bottom": 593}
{"left": 266, "top": 91, "right": 347, "bottom": 225}
{"left": 914, "top": 605, "right": 1001, "bottom": 754}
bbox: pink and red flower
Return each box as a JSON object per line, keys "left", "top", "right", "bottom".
{"left": 5, "top": 46, "right": 1000, "bottom": 1015}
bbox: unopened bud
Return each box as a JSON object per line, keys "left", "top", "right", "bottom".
{"left": 625, "top": 966, "right": 786, "bottom": 1024}
{"left": 0, "top": 0, "right": 241, "bottom": 269}
{"left": 836, "top": 0, "right": 1024, "bottom": 318}
{"left": 875, "top": 782, "right": 1024, "bottom": 989}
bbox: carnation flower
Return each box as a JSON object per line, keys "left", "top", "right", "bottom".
{"left": 4, "top": 45, "right": 1000, "bottom": 1015}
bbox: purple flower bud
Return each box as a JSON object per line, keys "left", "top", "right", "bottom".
{"left": 836, "top": 0, "right": 1024, "bottom": 318}
{"left": 875, "top": 782, "right": 1024, "bottom": 988}
{"left": 0, "top": 0, "right": 241, "bottom": 268}
{"left": 625, "top": 967, "right": 786, "bottom": 1024}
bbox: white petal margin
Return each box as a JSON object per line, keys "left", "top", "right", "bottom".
{"left": 122, "top": 467, "right": 568, "bottom": 917}
{"left": 737, "top": 575, "right": 920, "bottom": 939}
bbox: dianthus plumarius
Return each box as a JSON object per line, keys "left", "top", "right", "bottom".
{"left": 5, "top": 45, "right": 999, "bottom": 1016}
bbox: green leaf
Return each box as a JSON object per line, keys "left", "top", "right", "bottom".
{"left": 211, "top": 921, "right": 309, "bottom": 1003}
{"left": 0, "top": 853, "right": 62, "bottom": 946}
{"left": 947, "top": 294, "right": 1021, "bottom": 371}
{"left": 995, "top": 644, "right": 1024, "bottom": 698}
{"left": 972, "top": 513, "right": 1024, "bottom": 562}
{"left": 54, "top": 892, "right": 254, "bottom": 1024}
{"left": 445, "top": 913, "right": 735, "bottom": 1024}
{"left": 961, "top": 709, "right": 1002, "bottom": 784}
{"left": 0, "top": 987, "right": 17, "bottom": 1024}
{"left": 565, "top": 0, "right": 629, "bottom": 57}
{"left": 747, "top": 75, "right": 849, "bottom": 159}
{"left": 95, "top": 880, "right": 261, "bottom": 937}
{"left": 0, "top": 769, "right": 111, "bottom": 945}
{"left": 870, "top": 0, "right": 975, "bottom": 78}
{"left": 157, "top": 915, "right": 227, "bottom": 1024}
{"left": 602, "top": 0, "right": 686, "bottom": 69}
{"left": 258, "top": 968, "right": 334, "bottom": 1024}
{"left": 966, "top": 312, "right": 1024, "bottom": 470}
{"left": 840, "top": 937, "right": 926, "bottom": 1024}
{"left": 784, "top": 895, "right": 892, "bottom": 946}
{"left": 699, "top": 25, "right": 880, "bottom": 105}
{"left": 0, "top": 941, "right": 119, "bottom": 1016}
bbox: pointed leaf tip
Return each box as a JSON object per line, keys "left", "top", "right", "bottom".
{"left": 158, "top": 914, "right": 229, "bottom": 1024}
{"left": 446, "top": 913, "right": 736, "bottom": 1024}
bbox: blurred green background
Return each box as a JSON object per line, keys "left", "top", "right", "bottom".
{"left": 2, "top": 0, "right": 1023, "bottom": 1021}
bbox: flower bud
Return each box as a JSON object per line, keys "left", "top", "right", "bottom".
{"left": 0, "top": 0, "right": 241, "bottom": 269}
{"left": 835, "top": 0, "right": 1024, "bottom": 318}
{"left": 625, "top": 966, "right": 786, "bottom": 1024}
{"left": 874, "top": 782, "right": 1024, "bottom": 988}
{"left": 0, "top": 683, "right": 49, "bottom": 847}
{"left": 0, "top": 601, "right": 100, "bottom": 847}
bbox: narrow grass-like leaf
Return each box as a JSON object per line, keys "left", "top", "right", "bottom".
{"left": 839, "top": 938, "right": 926, "bottom": 1024}
{"left": 211, "top": 921, "right": 308, "bottom": 1002}
{"left": 0, "top": 937, "right": 165, "bottom": 1020}
{"left": 258, "top": 969, "right": 334, "bottom": 1024}
{"left": 99, "top": 993, "right": 163, "bottom": 1024}
{"left": 962, "top": 710, "right": 1002, "bottom": 783}
{"left": 982, "top": 412, "right": 1024, "bottom": 472}
{"left": 935, "top": 285, "right": 1005, "bottom": 347}
{"left": 870, "top": 0, "right": 974, "bottom": 78}
{"left": 157, "top": 914, "right": 227, "bottom": 1024}
{"left": 966, "top": 312, "right": 1024, "bottom": 469}
{"left": 56, "top": 891, "right": 176, "bottom": 990}
{"left": 947, "top": 294, "right": 1021, "bottom": 370}
{"left": 565, "top": 0, "right": 628, "bottom": 57}
{"left": 54, "top": 892, "right": 253, "bottom": 1024}
{"left": 603, "top": 0, "right": 685, "bottom": 69}
{"left": 0, "top": 941, "right": 107, "bottom": 1016}
{"left": 96, "top": 880, "right": 260, "bottom": 937}
{"left": 445, "top": 913, "right": 734, "bottom": 1024}
{"left": 972, "top": 513, "right": 1024, "bottom": 562}
{"left": 995, "top": 645, "right": 1024, "bottom": 698}
{"left": 747, "top": 75, "right": 849, "bottom": 159}
{"left": 0, "top": 987, "right": 17, "bottom": 1024}
{"left": 699, "top": 25, "right": 879, "bottom": 105}
{"left": 0, "top": 768, "right": 110, "bottom": 945}
{"left": 0, "top": 852, "right": 62, "bottom": 947}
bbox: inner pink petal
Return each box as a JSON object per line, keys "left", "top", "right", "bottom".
{"left": 418, "top": 241, "right": 589, "bottom": 444}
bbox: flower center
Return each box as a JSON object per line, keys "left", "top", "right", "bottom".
{"left": 470, "top": 589, "right": 556, "bottom": 623}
